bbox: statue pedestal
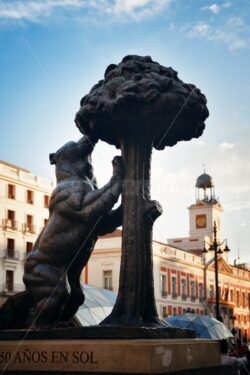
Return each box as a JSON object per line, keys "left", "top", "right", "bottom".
{"left": 0, "top": 337, "right": 220, "bottom": 374}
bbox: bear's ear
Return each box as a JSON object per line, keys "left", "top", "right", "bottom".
{"left": 49, "top": 153, "right": 56, "bottom": 165}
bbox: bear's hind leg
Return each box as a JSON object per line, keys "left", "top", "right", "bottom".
{"left": 61, "top": 260, "right": 85, "bottom": 321}
{"left": 24, "top": 263, "right": 68, "bottom": 329}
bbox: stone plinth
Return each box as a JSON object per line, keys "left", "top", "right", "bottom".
{"left": 0, "top": 338, "right": 220, "bottom": 374}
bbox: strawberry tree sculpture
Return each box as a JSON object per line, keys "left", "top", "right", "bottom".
{"left": 75, "top": 55, "right": 209, "bottom": 327}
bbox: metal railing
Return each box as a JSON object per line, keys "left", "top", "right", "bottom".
{"left": 0, "top": 283, "right": 25, "bottom": 294}
{"left": 161, "top": 291, "right": 168, "bottom": 298}
{"left": 22, "top": 224, "right": 36, "bottom": 234}
{"left": 181, "top": 293, "right": 187, "bottom": 300}
{"left": 172, "top": 292, "right": 178, "bottom": 299}
{"left": 2, "top": 219, "right": 18, "bottom": 230}
{"left": 190, "top": 295, "right": 196, "bottom": 302}
{"left": 2, "top": 249, "right": 19, "bottom": 260}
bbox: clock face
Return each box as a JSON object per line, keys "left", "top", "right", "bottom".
{"left": 196, "top": 214, "right": 207, "bottom": 229}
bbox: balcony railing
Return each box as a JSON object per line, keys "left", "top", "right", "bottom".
{"left": 23, "top": 224, "right": 36, "bottom": 234}
{"left": 0, "top": 283, "right": 25, "bottom": 294}
{"left": 2, "top": 219, "right": 18, "bottom": 230}
{"left": 161, "top": 291, "right": 168, "bottom": 298}
{"left": 172, "top": 292, "right": 178, "bottom": 299}
{"left": 23, "top": 251, "right": 32, "bottom": 260}
{"left": 181, "top": 293, "right": 187, "bottom": 300}
{"left": 2, "top": 249, "right": 19, "bottom": 260}
{"left": 190, "top": 295, "right": 196, "bottom": 302}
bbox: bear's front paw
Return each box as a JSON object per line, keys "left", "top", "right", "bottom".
{"left": 112, "top": 156, "right": 124, "bottom": 179}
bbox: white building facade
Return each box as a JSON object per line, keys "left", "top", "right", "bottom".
{"left": 0, "top": 160, "right": 53, "bottom": 304}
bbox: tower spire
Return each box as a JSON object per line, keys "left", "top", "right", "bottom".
{"left": 202, "top": 163, "right": 206, "bottom": 174}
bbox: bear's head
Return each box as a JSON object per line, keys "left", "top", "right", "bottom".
{"left": 49, "top": 136, "right": 97, "bottom": 184}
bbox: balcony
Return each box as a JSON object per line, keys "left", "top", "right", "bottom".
{"left": 190, "top": 295, "right": 196, "bottom": 302}
{"left": 172, "top": 292, "right": 178, "bottom": 299}
{"left": 2, "top": 219, "right": 18, "bottom": 230}
{"left": 2, "top": 249, "right": 19, "bottom": 260}
{"left": 181, "top": 293, "right": 187, "bottom": 301}
{"left": 23, "top": 251, "right": 32, "bottom": 260}
{"left": 0, "top": 283, "right": 25, "bottom": 295}
{"left": 208, "top": 298, "right": 235, "bottom": 307}
{"left": 161, "top": 291, "right": 168, "bottom": 298}
{"left": 23, "top": 224, "right": 36, "bottom": 234}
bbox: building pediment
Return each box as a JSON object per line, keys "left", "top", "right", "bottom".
{"left": 206, "top": 256, "right": 232, "bottom": 274}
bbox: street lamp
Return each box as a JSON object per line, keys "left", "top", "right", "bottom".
{"left": 202, "top": 221, "right": 230, "bottom": 321}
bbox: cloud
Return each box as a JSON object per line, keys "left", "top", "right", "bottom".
{"left": 193, "top": 22, "right": 210, "bottom": 36}
{"left": 224, "top": 200, "right": 250, "bottom": 213}
{"left": 186, "top": 16, "right": 249, "bottom": 51}
{"left": 202, "top": 2, "right": 232, "bottom": 15}
{"left": 0, "top": 0, "right": 84, "bottom": 22}
{"left": 0, "top": 0, "right": 172, "bottom": 23}
{"left": 208, "top": 3, "right": 220, "bottom": 14}
{"left": 219, "top": 142, "right": 235, "bottom": 150}
{"left": 113, "top": 0, "right": 172, "bottom": 20}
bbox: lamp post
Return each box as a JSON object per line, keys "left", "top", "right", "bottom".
{"left": 203, "top": 221, "right": 230, "bottom": 321}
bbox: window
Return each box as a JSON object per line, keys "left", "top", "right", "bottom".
{"left": 27, "top": 190, "right": 34, "bottom": 204}
{"left": 181, "top": 279, "right": 187, "bottom": 300}
{"left": 25, "top": 215, "right": 35, "bottom": 233}
{"left": 7, "top": 238, "right": 14, "bottom": 257}
{"left": 8, "top": 210, "right": 15, "bottom": 220}
{"left": 44, "top": 195, "right": 50, "bottom": 208}
{"left": 6, "top": 270, "right": 14, "bottom": 291}
{"left": 230, "top": 289, "right": 234, "bottom": 302}
{"left": 173, "top": 307, "right": 177, "bottom": 316}
{"left": 6, "top": 210, "right": 17, "bottom": 230}
{"left": 27, "top": 215, "right": 33, "bottom": 226}
{"left": 242, "top": 292, "right": 246, "bottom": 308}
{"left": 190, "top": 280, "right": 195, "bottom": 301}
{"left": 26, "top": 242, "right": 33, "bottom": 254}
{"left": 236, "top": 291, "right": 240, "bottom": 307}
{"left": 198, "top": 283, "right": 203, "bottom": 301}
{"left": 161, "top": 274, "right": 167, "bottom": 297}
{"left": 209, "top": 285, "right": 214, "bottom": 298}
{"left": 8, "top": 184, "right": 15, "bottom": 199}
{"left": 103, "top": 270, "right": 112, "bottom": 290}
{"left": 172, "top": 277, "right": 177, "bottom": 298}
{"left": 162, "top": 306, "right": 167, "bottom": 318}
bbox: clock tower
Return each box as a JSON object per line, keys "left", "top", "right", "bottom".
{"left": 189, "top": 172, "right": 223, "bottom": 243}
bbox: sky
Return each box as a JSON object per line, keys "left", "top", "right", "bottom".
{"left": 0, "top": 0, "right": 250, "bottom": 263}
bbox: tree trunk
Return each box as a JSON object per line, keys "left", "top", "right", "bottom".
{"left": 101, "top": 133, "right": 163, "bottom": 326}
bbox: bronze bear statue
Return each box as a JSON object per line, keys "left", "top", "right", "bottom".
{"left": 23, "top": 136, "right": 124, "bottom": 329}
